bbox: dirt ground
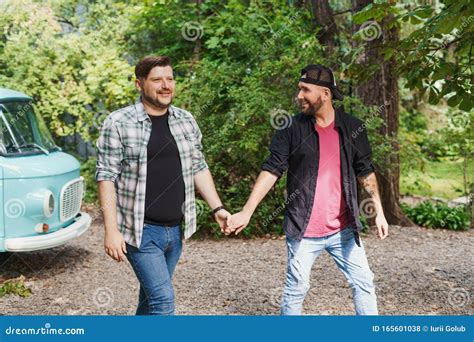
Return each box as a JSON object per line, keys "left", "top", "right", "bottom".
{"left": 1, "top": 206, "right": 472, "bottom": 315}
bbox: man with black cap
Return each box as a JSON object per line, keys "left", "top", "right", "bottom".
{"left": 228, "top": 64, "right": 388, "bottom": 315}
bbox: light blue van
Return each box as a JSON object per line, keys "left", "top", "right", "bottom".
{"left": 0, "top": 88, "right": 91, "bottom": 252}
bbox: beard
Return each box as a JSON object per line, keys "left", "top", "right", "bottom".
{"left": 300, "top": 96, "right": 323, "bottom": 116}
{"left": 142, "top": 89, "right": 173, "bottom": 109}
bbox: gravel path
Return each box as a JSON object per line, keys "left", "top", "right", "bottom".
{"left": 1, "top": 206, "right": 472, "bottom": 315}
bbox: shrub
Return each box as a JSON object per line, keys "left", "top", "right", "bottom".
{"left": 80, "top": 157, "right": 98, "bottom": 204}
{"left": 401, "top": 201, "right": 470, "bottom": 231}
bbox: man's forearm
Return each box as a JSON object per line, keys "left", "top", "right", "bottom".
{"left": 194, "top": 169, "right": 223, "bottom": 210}
{"left": 98, "top": 181, "right": 119, "bottom": 232}
{"left": 358, "top": 172, "right": 384, "bottom": 215}
{"left": 242, "top": 171, "right": 279, "bottom": 215}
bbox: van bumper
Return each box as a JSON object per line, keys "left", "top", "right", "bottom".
{"left": 4, "top": 212, "right": 91, "bottom": 252}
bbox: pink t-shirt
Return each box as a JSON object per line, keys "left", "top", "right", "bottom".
{"left": 304, "top": 119, "right": 349, "bottom": 238}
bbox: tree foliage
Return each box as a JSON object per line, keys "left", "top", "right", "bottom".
{"left": 0, "top": 0, "right": 471, "bottom": 234}
{"left": 0, "top": 0, "right": 136, "bottom": 141}
{"left": 351, "top": 0, "right": 473, "bottom": 110}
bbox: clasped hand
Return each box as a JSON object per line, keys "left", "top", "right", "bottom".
{"left": 213, "top": 209, "right": 251, "bottom": 235}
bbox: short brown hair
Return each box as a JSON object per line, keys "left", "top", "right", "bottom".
{"left": 135, "top": 56, "right": 172, "bottom": 80}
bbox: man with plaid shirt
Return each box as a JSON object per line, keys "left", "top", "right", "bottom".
{"left": 96, "top": 56, "right": 230, "bottom": 315}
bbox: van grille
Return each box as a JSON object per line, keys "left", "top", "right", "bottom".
{"left": 60, "top": 177, "right": 84, "bottom": 221}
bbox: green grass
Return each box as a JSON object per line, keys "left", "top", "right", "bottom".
{"left": 401, "top": 158, "right": 473, "bottom": 200}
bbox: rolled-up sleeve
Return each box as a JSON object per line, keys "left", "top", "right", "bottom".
{"left": 352, "top": 124, "right": 375, "bottom": 177}
{"left": 95, "top": 117, "right": 123, "bottom": 182}
{"left": 190, "top": 117, "right": 209, "bottom": 174}
{"left": 261, "top": 127, "right": 291, "bottom": 178}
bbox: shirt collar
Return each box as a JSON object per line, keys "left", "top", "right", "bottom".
{"left": 334, "top": 106, "right": 343, "bottom": 128}
{"left": 134, "top": 97, "right": 177, "bottom": 122}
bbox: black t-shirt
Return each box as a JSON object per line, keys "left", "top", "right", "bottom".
{"left": 144, "top": 111, "right": 185, "bottom": 226}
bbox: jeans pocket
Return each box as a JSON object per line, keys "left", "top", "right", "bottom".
{"left": 340, "top": 227, "right": 354, "bottom": 240}
{"left": 137, "top": 225, "right": 153, "bottom": 251}
{"left": 286, "top": 237, "right": 301, "bottom": 257}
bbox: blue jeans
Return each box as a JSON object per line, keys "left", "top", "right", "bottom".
{"left": 281, "top": 227, "right": 378, "bottom": 315}
{"left": 126, "top": 224, "right": 182, "bottom": 315}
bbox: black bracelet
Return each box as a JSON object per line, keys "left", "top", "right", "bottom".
{"left": 211, "top": 205, "right": 226, "bottom": 217}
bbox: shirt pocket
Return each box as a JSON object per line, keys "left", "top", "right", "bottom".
{"left": 171, "top": 119, "right": 196, "bottom": 156}
{"left": 118, "top": 124, "right": 143, "bottom": 166}
{"left": 121, "top": 135, "right": 142, "bottom": 167}
{"left": 123, "top": 143, "right": 141, "bottom": 166}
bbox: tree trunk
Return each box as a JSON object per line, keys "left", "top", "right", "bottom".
{"left": 191, "top": 0, "right": 203, "bottom": 63}
{"left": 352, "top": 0, "right": 414, "bottom": 226}
{"left": 470, "top": 183, "right": 473, "bottom": 229}
{"left": 310, "top": 0, "right": 338, "bottom": 56}
{"left": 292, "top": 1, "right": 339, "bottom": 66}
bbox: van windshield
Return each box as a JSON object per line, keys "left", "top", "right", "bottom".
{"left": 0, "top": 101, "right": 60, "bottom": 156}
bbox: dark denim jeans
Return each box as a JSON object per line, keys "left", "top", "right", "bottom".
{"left": 126, "top": 223, "right": 182, "bottom": 315}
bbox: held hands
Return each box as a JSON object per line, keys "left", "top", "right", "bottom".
{"left": 227, "top": 211, "right": 251, "bottom": 235}
{"left": 106, "top": 208, "right": 247, "bottom": 261}
{"left": 217, "top": 209, "right": 389, "bottom": 239}
{"left": 214, "top": 209, "right": 251, "bottom": 235}
{"left": 214, "top": 208, "right": 231, "bottom": 234}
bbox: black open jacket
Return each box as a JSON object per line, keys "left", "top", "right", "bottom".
{"left": 261, "top": 106, "right": 375, "bottom": 246}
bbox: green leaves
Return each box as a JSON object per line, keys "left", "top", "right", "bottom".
{"left": 401, "top": 201, "right": 470, "bottom": 230}
{"left": 205, "top": 36, "right": 220, "bottom": 49}
{"left": 0, "top": 0, "right": 136, "bottom": 143}
{"left": 0, "top": 276, "right": 32, "bottom": 298}
{"left": 353, "top": 3, "right": 395, "bottom": 24}
{"left": 459, "top": 94, "right": 473, "bottom": 111}
{"left": 362, "top": 0, "right": 473, "bottom": 111}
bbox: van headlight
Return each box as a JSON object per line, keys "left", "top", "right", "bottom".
{"left": 43, "top": 190, "right": 54, "bottom": 218}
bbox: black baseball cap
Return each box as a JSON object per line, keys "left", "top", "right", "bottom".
{"left": 299, "top": 64, "right": 344, "bottom": 100}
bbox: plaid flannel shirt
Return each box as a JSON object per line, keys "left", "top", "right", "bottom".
{"left": 95, "top": 99, "right": 208, "bottom": 248}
